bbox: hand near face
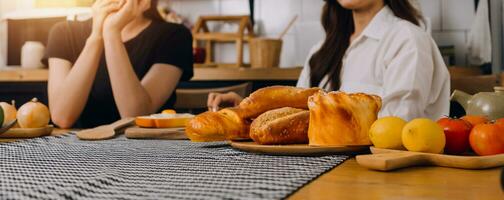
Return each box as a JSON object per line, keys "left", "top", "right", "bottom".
{"left": 90, "top": 0, "right": 123, "bottom": 39}
{"left": 103, "top": 0, "right": 141, "bottom": 35}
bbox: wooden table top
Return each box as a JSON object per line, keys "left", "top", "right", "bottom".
{"left": 0, "top": 67, "right": 302, "bottom": 82}
{"left": 1, "top": 129, "right": 502, "bottom": 200}
{"left": 290, "top": 159, "right": 502, "bottom": 200}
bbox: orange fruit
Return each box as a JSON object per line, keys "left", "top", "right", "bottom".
{"left": 469, "top": 123, "right": 504, "bottom": 156}
{"left": 136, "top": 113, "right": 194, "bottom": 128}
{"left": 162, "top": 109, "right": 176, "bottom": 114}
{"left": 461, "top": 115, "right": 489, "bottom": 127}
{"left": 154, "top": 118, "right": 192, "bottom": 128}
{"left": 135, "top": 116, "right": 156, "bottom": 128}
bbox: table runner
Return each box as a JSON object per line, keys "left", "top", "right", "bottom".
{"left": 0, "top": 134, "right": 348, "bottom": 200}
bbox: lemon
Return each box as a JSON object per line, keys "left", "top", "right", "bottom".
{"left": 402, "top": 118, "right": 446, "bottom": 154}
{"left": 369, "top": 116, "right": 407, "bottom": 149}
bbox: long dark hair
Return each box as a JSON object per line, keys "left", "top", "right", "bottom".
{"left": 309, "top": 0, "right": 422, "bottom": 90}
{"left": 144, "top": 0, "right": 164, "bottom": 21}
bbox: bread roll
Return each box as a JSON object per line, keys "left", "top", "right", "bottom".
{"left": 308, "top": 91, "right": 382, "bottom": 146}
{"left": 250, "top": 107, "right": 309, "bottom": 145}
{"left": 238, "top": 86, "right": 320, "bottom": 119}
{"left": 186, "top": 108, "right": 250, "bottom": 142}
{"left": 187, "top": 86, "right": 320, "bottom": 143}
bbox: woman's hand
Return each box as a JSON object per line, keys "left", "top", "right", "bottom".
{"left": 103, "top": 0, "right": 139, "bottom": 36}
{"left": 207, "top": 92, "right": 243, "bottom": 112}
{"left": 91, "top": 0, "right": 123, "bottom": 40}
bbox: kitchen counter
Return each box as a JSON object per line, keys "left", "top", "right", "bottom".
{"left": 0, "top": 67, "right": 302, "bottom": 82}
{"left": 0, "top": 66, "right": 302, "bottom": 109}
{"left": 1, "top": 129, "right": 502, "bottom": 200}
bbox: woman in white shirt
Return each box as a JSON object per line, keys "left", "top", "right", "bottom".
{"left": 208, "top": 0, "right": 450, "bottom": 121}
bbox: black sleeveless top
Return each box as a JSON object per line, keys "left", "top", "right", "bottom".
{"left": 45, "top": 20, "right": 193, "bottom": 128}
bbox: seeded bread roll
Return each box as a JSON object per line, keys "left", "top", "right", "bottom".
{"left": 250, "top": 107, "right": 310, "bottom": 145}
{"left": 238, "top": 86, "right": 320, "bottom": 119}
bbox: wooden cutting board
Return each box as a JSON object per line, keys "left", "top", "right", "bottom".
{"left": 125, "top": 127, "right": 187, "bottom": 140}
{"left": 0, "top": 126, "right": 53, "bottom": 138}
{"left": 230, "top": 141, "right": 369, "bottom": 156}
{"left": 356, "top": 147, "right": 504, "bottom": 171}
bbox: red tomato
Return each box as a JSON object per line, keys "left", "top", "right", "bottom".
{"left": 469, "top": 123, "right": 504, "bottom": 156}
{"left": 496, "top": 118, "right": 504, "bottom": 127}
{"left": 461, "top": 115, "right": 489, "bottom": 127}
{"left": 437, "top": 117, "right": 473, "bottom": 155}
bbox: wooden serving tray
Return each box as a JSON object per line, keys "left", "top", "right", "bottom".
{"left": 0, "top": 126, "right": 53, "bottom": 138}
{"left": 125, "top": 127, "right": 187, "bottom": 140}
{"left": 230, "top": 141, "right": 369, "bottom": 156}
{"left": 356, "top": 147, "right": 504, "bottom": 171}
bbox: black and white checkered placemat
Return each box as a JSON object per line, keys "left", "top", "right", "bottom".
{"left": 0, "top": 134, "right": 348, "bottom": 200}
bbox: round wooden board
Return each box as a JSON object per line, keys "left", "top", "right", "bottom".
{"left": 0, "top": 126, "right": 53, "bottom": 138}
{"left": 230, "top": 141, "right": 370, "bottom": 156}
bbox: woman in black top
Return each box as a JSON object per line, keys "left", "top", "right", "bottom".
{"left": 45, "top": 0, "right": 193, "bottom": 128}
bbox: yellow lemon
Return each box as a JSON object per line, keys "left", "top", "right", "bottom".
{"left": 369, "top": 116, "right": 407, "bottom": 150}
{"left": 402, "top": 118, "right": 446, "bottom": 154}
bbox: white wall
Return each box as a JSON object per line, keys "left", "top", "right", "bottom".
{"left": 166, "top": 0, "right": 324, "bottom": 68}
{"left": 0, "top": 0, "right": 35, "bottom": 14}
{"left": 0, "top": 0, "right": 477, "bottom": 67}
{"left": 167, "top": 0, "right": 476, "bottom": 67}
{"left": 418, "top": 0, "right": 475, "bottom": 66}
{"left": 0, "top": 0, "right": 36, "bottom": 66}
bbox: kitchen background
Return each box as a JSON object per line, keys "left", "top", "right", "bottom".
{"left": 0, "top": 0, "right": 502, "bottom": 71}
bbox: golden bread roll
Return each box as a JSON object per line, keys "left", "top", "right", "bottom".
{"left": 250, "top": 107, "right": 309, "bottom": 145}
{"left": 308, "top": 91, "right": 382, "bottom": 146}
{"left": 238, "top": 86, "right": 321, "bottom": 119}
{"left": 186, "top": 108, "right": 250, "bottom": 142}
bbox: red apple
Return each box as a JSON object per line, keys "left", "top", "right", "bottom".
{"left": 437, "top": 117, "right": 472, "bottom": 155}
{"left": 470, "top": 123, "right": 504, "bottom": 156}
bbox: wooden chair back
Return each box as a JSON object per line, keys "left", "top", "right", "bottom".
{"left": 451, "top": 75, "right": 498, "bottom": 94}
{"left": 174, "top": 82, "right": 252, "bottom": 112}
{"left": 448, "top": 66, "right": 481, "bottom": 78}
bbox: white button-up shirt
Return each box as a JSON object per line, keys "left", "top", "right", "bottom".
{"left": 297, "top": 6, "right": 450, "bottom": 121}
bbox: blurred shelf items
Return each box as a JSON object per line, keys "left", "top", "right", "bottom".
{"left": 35, "top": 0, "right": 93, "bottom": 8}
{"left": 2, "top": 7, "right": 91, "bottom": 66}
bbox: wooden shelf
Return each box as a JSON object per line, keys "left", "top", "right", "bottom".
{"left": 192, "top": 67, "right": 301, "bottom": 81}
{"left": 0, "top": 67, "right": 302, "bottom": 82}
{"left": 0, "top": 68, "right": 48, "bottom": 82}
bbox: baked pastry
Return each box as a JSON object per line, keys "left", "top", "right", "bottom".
{"left": 308, "top": 91, "right": 382, "bottom": 146}
{"left": 238, "top": 86, "right": 321, "bottom": 119}
{"left": 250, "top": 107, "right": 309, "bottom": 145}
{"left": 186, "top": 108, "right": 250, "bottom": 142}
{"left": 187, "top": 86, "right": 320, "bottom": 143}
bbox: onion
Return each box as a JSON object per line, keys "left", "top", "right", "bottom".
{"left": 17, "top": 98, "right": 50, "bottom": 128}
{"left": 0, "top": 100, "right": 17, "bottom": 126}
